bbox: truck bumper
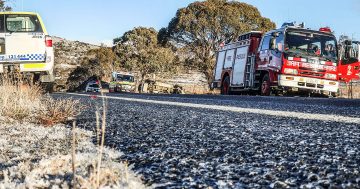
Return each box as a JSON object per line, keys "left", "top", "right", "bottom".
{"left": 0, "top": 62, "right": 53, "bottom": 74}
{"left": 278, "top": 75, "right": 339, "bottom": 93}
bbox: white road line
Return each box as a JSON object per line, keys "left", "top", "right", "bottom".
{"left": 67, "top": 93, "right": 360, "bottom": 124}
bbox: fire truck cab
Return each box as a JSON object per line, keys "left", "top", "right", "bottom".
{"left": 212, "top": 23, "right": 347, "bottom": 96}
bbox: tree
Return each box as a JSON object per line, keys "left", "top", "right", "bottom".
{"left": 86, "top": 47, "right": 116, "bottom": 78}
{"left": 113, "top": 27, "right": 175, "bottom": 86}
{"left": 0, "top": 0, "right": 11, "bottom": 11}
{"left": 160, "top": 0, "right": 275, "bottom": 85}
{"left": 66, "top": 47, "right": 116, "bottom": 91}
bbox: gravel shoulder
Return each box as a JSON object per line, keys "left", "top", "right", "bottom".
{"left": 0, "top": 119, "right": 146, "bottom": 188}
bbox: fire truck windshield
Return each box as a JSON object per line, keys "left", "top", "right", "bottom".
{"left": 116, "top": 74, "right": 134, "bottom": 82}
{"left": 285, "top": 31, "right": 338, "bottom": 62}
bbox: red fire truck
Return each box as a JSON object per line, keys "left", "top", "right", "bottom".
{"left": 212, "top": 23, "right": 360, "bottom": 96}
{"left": 338, "top": 39, "right": 360, "bottom": 83}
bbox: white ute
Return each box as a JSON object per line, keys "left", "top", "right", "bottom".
{"left": 0, "top": 12, "right": 54, "bottom": 83}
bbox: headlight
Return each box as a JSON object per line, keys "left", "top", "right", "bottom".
{"left": 284, "top": 68, "right": 298, "bottom": 75}
{"left": 325, "top": 73, "right": 337, "bottom": 80}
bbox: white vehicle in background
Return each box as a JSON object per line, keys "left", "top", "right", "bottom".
{"left": 0, "top": 12, "right": 54, "bottom": 83}
{"left": 85, "top": 82, "right": 101, "bottom": 93}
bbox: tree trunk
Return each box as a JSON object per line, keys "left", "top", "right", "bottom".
{"left": 137, "top": 74, "right": 146, "bottom": 93}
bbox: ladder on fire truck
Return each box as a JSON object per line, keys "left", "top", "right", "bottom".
{"left": 244, "top": 55, "right": 256, "bottom": 89}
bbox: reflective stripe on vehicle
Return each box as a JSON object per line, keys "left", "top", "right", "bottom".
{"left": 23, "top": 63, "right": 46, "bottom": 69}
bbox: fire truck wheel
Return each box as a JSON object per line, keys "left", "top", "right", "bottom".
{"left": 221, "top": 76, "right": 231, "bottom": 95}
{"left": 261, "top": 74, "right": 271, "bottom": 96}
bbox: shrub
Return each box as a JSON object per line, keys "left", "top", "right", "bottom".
{"left": 37, "top": 96, "right": 83, "bottom": 126}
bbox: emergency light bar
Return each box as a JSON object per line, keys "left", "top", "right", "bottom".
{"left": 319, "top": 27, "right": 332, "bottom": 33}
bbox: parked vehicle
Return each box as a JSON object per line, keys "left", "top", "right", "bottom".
{"left": 212, "top": 22, "right": 360, "bottom": 96}
{"left": 0, "top": 12, "right": 54, "bottom": 83}
{"left": 85, "top": 82, "right": 101, "bottom": 92}
{"left": 338, "top": 38, "right": 360, "bottom": 82}
{"left": 141, "top": 79, "right": 174, "bottom": 94}
{"left": 109, "top": 72, "right": 135, "bottom": 93}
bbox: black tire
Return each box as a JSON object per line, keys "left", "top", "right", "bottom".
{"left": 260, "top": 74, "right": 271, "bottom": 96}
{"left": 221, "top": 76, "right": 231, "bottom": 95}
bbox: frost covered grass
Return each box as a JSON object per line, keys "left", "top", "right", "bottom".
{"left": 0, "top": 122, "right": 145, "bottom": 188}
{"left": 0, "top": 78, "right": 81, "bottom": 125}
{"left": 0, "top": 77, "right": 146, "bottom": 188}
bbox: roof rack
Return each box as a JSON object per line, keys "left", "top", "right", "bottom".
{"left": 281, "top": 22, "right": 305, "bottom": 29}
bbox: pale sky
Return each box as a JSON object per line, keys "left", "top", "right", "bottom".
{"left": 9, "top": 0, "right": 360, "bottom": 46}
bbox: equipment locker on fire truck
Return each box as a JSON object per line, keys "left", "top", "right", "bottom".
{"left": 212, "top": 22, "right": 357, "bottom": 97}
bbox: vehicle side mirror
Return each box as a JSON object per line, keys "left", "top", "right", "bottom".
{"left": 270, "top": 37, "right": 276, "bottom": 50}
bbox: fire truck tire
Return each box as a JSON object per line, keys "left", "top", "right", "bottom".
{"left": 221, "top": 76, "right": 231, "bottom": 95}
{"left": 261, "top": 74, "right": 271, "bottom": 96}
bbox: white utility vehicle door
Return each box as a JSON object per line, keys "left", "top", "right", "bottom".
{"left": 2, "top": 14, "right": 46, "bottom": 63}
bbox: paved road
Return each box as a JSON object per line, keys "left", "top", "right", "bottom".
{"left": 57, "top": 93, "right": 360, "bottom": 189}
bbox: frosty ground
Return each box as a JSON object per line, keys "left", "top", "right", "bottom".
{"left": 59, "top": 93, "right": 360, "bottom": 189}
{"left": 0, "top": 120, "right": 145, "bottom": 188}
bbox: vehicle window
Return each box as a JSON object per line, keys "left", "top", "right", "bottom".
{"left": 341, "top": 42, "right": 359, "bottom": 65}
{"left": 350, "top": 42, "right": 359, "bottom": 59}
{"left": 5, "top": 15, "right": 43, "bottom": 33}
{"left": 260, "top": 35, "right": 271, "bottom": 51}
{"left": 116, "top": 74, "right": 134, "bottom": 82}
{"left": 276, "top": 33, "right": 284, "bottom": 51}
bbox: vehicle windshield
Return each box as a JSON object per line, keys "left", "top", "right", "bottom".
{"left": 89, "top": 84, "right": 99, "bottom": 88}
{"left": 6, "top": 15, "right": 43, "bottom": 33}
{"left": 116, "top": 74, "right": 134, "bottom": 82}
{"left": 285, "top": 30, "right": 338, "bottom": 62}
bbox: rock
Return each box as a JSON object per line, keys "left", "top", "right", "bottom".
{"left": 270, "top": 181, "right": 288, "bottom": 189}
{"left": 307, "top": 173, "right": 320, "bottom": 182}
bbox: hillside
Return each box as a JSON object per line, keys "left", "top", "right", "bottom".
{"left": 52, "top": 37, "right": 210, "bottom": 93}
{"left": 53, "top": 36, "right": 100, "bottom": 91}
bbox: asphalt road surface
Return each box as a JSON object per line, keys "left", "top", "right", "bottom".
{"left": 56, "top": 93, "right": 360, "bottom": 189}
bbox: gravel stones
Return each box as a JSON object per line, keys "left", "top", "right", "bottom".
{"left": 71, "top": 94, "right": 360, "bottom": 188}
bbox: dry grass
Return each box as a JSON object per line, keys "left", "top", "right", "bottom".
{"left": 0, "top": 77, "right": 82, "bottom": 125}
{"left": 0, "top": 79, "right": 43, "bottom": 121}
{"left": 0, "top": 122, "right": 146, "bottom": 188}
{"left": 0, "top": 76, "right": 145, "bottom": 188}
